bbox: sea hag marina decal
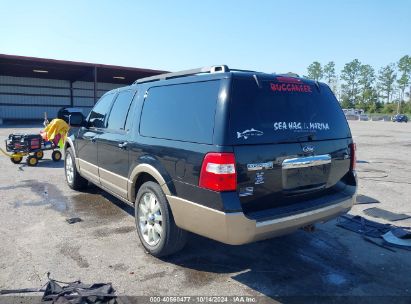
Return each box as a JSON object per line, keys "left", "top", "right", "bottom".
{"left": 273, "top": 121, "right": 330, "bottom": 131}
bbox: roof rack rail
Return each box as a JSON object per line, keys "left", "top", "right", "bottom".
{"left": 134, "top": 65, "right": 230, "bottom": 84}
{"left": 229, "top": 68, "right": 260, "bottom": 73}
{"left": 278, "top": 72, "right": 300, "bottom": 78}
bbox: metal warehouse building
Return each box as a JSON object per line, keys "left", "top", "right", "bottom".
{"left": 0, "top": 54, "right": 166, "bottom": 122}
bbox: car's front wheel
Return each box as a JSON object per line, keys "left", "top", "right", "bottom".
{"left": 65, "top": 148, "right": 88, "bottom": 190}
{"left": 135, "top": 181, "right": 187, "bottom": 257}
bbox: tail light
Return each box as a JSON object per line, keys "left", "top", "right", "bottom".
{"left": 199, "top": 152, "right": 237, "bottom": 192}
{"left": 350, "top": 143, "right": 356, "bottom": 171}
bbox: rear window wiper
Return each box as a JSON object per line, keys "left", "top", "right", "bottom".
{"left": 300, "top": 132, "right": 316, "bottom": 141}
{"left": 279, "top": 132, "right": 317, "bottom": 144}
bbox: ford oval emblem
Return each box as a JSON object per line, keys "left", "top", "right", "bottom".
{"left": 302, "top": 145, "right": 315, "bottom": 153}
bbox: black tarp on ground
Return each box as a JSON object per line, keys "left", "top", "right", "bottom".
{"left": 0, "top": 274, "right": 117, "bottom": 304}
{"left": 363, "top": 207, "right": 411, "bottom": 221}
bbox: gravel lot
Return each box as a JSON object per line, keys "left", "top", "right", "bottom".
{"left": 0, "top": 121, "right": 410, "bottom": 303}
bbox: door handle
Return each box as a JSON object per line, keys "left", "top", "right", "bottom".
{"left": 91, "top": 137, "right": 97, "bottom": 143}
{"left": 118, "top": 142, "right": 128, "bottom": 150}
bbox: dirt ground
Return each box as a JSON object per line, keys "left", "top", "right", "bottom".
{"left": 0, "top": 121, "right": 410, "bottom": 303}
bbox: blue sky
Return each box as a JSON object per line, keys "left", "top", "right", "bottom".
{"left": 1, "top": 0, "right": 410, "bottom": 75}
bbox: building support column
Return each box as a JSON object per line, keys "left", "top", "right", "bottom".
{"left": 69, "top": 80, "right": 74, "bottom": 107}
{"left": 93, "top": 66, "right": 98, "bottom": 104}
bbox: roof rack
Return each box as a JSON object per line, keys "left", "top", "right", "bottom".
{"left": 230, "top": 68, "right": 261, "bottom": 73}
{"left": 134, "top": 65, "right": 230, "bottom": 84}
{"left": 277, "top": 72, "right": 300, "bottom": 78}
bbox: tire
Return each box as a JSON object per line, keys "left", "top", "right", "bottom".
{"left": 10, "top": 155, "right": 22, "bottom": 164}
{"left": 135, "top": 181, "right": 187, "bottom": 257}
{"left": 35, "top": 151, "right": 44, "bottom": 159}
{"left": 65, "top": 148, "right": 88, "bottom": 190}
{"left": 26, "top": 155, "right": 38, "bottom": 166}
{"left": 52, "top": 150, "right": 62, "bottom": 161}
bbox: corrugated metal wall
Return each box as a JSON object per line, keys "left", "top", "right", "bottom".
{"left": 0, "top": 76, "right": 124, "bottom": 120}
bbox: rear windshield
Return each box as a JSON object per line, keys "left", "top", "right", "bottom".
{"left": 229, "top": 76, "right": 351, "bottom": 144}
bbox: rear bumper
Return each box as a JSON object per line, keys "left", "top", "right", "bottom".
{"left": 167, "top": 194, "right": 355, "bottom": 245}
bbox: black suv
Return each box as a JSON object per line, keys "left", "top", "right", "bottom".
{"left": 64, "top": 65, "right": 357, "bottom": 257}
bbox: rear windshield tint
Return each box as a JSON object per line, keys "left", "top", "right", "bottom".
{"left": 229, "top": 77, "right": 350, "bottom": 144}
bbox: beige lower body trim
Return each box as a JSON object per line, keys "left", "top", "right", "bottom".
{"left": 99, "top": 167, "right": 128, "bottom": 198}
{"left": 78, "top": 158, "right": 99, "bottom": 184}
{"left": 77, "top": 159, "right": 171, "bottom": 202}
{"left": 77, "top": 158, "right": 129, "bottom": 198}
{"left": 167, "top": 195, "right": 355, "bottom": 245}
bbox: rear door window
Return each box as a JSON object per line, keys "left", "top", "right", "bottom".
{"left": 229, "top": 76, "right": 351, "bottom": 144}
{"left": 106, "top": 90, "right": 135, "bottom": 130}
{"left": 140, "top": 80, "right": 221, "bottom": 144}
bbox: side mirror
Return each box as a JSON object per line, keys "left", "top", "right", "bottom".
{"left": 68, "top": 112, "right": 85, "bottom": 127}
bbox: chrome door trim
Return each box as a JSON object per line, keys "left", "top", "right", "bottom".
{"left": 282, "top": 154, "right": 331, "bottom": 170}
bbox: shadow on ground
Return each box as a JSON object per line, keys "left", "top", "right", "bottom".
{"left": 6, "top": 159, "right": 64, "bottom": 170}
{"left": 35, "top": 159, "right": 65, "bottom": 168}
{"left": 6, "top": 180, "right": 410, "bottom": 301}
{"left": 163, "top": 230, "right": 411, "bottom": 302}
{"left": 69, "top": 186, "right": 411, "bottom": 300}
{"left": 164, "top": 232, "right": 364, "bottom": 298}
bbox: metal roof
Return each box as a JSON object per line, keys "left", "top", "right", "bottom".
{"left": 0, "top": 54, "right": 168, "bottom": 84}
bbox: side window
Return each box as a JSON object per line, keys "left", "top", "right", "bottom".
{"left": 140, "top": 80, "right": 220, "bottom": 143}
{"left": 106, "top": 90, "right": 135, "bottom": 130}
{"left": 88, "top": 93, "right": 116, "bottom": 128}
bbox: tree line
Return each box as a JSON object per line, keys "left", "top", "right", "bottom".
{"left": 305, "top": 55, "right": 411, "bottom": 114}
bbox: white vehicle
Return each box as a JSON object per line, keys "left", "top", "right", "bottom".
{"left": 359, "top": 114, "right": 369, "bottom": 121}
{"left": 343, "top": 108, "right": 368, "bottom": 121}
{"left": 343, "top": 108, "right": 364, "bottom": 116}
